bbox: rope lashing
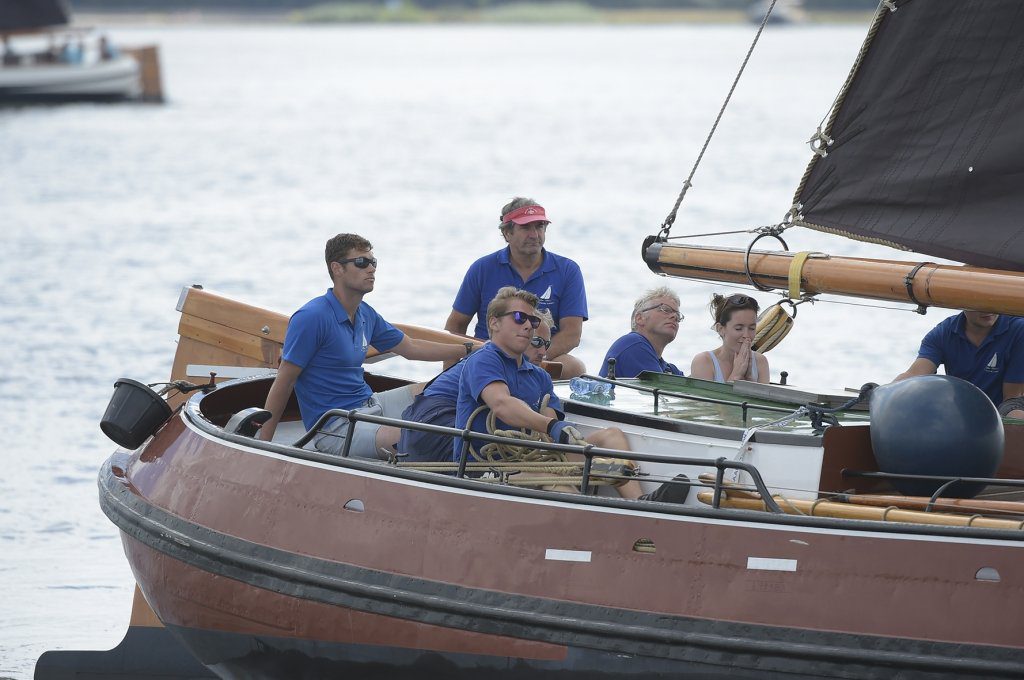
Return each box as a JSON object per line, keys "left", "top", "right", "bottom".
{"left": 657, "top": 0, "right": 781, "bottom": 240}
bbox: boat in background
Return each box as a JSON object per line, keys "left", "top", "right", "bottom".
{"left": 0, "top": 0, "right": 162, "bottom": 104}
{"left": 747, "top": 0, "right": 806, "bottom": 25}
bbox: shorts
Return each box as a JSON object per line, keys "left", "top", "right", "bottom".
{"left": 312, "top": 385, "right": 417, "bottom": 459}
{"left": 397, "top": 393, "right": 457, "bottom": 463}
{"left": 998, "top": 396, "right": 1024, "bottom": 418}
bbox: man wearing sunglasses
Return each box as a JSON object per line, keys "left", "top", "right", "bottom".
{"left": 258, "top": 233, "right": 474, "bottom": 458}
{"left": 396, "top": 309, "right": 555, "bottom": 462}
{"left": 444, "top": 197, "right": 588, "bottom": 379}
{"left": 600, "top": 287, "right": 685, "bottom": 379}
{"left": 450, "top": 287, "right": 647, "bottom": 500}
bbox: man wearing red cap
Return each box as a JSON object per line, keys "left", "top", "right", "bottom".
{"left": 445, "top": 197, "right": 588, "bottom": 378}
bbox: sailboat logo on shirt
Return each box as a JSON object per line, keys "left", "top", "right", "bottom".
{"left": 986, "top": 352, "right": 999, "bottom": 372}
{"left": 539, "top": 286, "right": 552, "bottom": 302}
{"left": 361, "top": 331, "right": 368, "bottom": 352}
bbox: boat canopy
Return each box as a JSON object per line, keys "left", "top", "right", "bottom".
{"left": 0, "top": 0, "right": 69, "bottom": 34}
{"left": 793, "top": 1, "right": 1024, "bottom": 272}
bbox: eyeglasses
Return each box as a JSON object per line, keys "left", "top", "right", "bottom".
{"left": 530, "top": 336, "right": 551, "bottom": 349}
{"left": 639, "top": 304, "right": 683, "bottom": 321}
{"left": 497, "top": 310, "right": 541, "bottom": 328}
{"left": 336, "top": 256, "right": 377, "bottom": 269}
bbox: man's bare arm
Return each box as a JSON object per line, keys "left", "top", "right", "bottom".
{"left": 259, "top": 360, "right": 303, "bottom": 441}
{"left": 481, "top": 382, "right": 554, "bottom": 433}
{"left": 1003, "top": 382, "right": 1024, "bottom": 401}
{"left": 547, "top": 316, "right": 582, "bottom": 360}
{"left": 444, "top": 309, "right": 472, "bottom": 336}
{"left": 894, "top": 358, "right": 938, "bottom": 382}
{"left": 392, "top": 336, "right": 474, "bottom": 363}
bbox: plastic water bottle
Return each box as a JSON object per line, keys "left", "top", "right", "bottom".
{"left": 569, "top": 377, "right": 614, "bottom": 398}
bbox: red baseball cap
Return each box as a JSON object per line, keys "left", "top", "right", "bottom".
{"left": 501, "top": 204, "right": 549, "bottom": 225}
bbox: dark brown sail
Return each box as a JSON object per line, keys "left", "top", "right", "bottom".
{"left": 793, "top": 0, "right": 1024, "bottom": 272}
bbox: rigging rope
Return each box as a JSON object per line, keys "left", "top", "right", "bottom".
{"left": 657, "top": 0, "right": 780, "bottom": 241}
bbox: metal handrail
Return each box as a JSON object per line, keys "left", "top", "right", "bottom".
{"left": 572, "top": 373, "right": 801, "bottom": 425}
{"left": 294, "top": 407, "right": 784, "bottom": 513}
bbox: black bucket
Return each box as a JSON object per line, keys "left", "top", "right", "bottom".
{"left": 100, "top": 378, "right": 174, "bottom": 450}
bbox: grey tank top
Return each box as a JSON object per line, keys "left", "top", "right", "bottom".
{"left": 707, "top": 350, "right": 759, "bottom": 383}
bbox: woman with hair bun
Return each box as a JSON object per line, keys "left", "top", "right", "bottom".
{"left": 689, "top": 293, "right": 770, "bottom": 384}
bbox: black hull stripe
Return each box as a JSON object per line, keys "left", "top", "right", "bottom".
{"left": 99, "top": 460, "right": 1024, "bottom": 678}
{"left": 169, "top": 623, "right": 805, "bottom": 679}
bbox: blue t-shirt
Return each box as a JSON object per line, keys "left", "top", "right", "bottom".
{"left": 917, "top": 313, "right": 1024, "bottom": 404}
{"left": 422, "top": 361, "right": 465, "bottom": 401}
{"left": 452, "top": 247, "right": 588, "bottom": 339}
{"left": 282, "top": 289, "right": 405, "bottom": 429}
{"left": 453, "top": 342, "right": 562, "bottom": 460}
{"left": 599, "top": 331, "right": 683, "bottom": 379}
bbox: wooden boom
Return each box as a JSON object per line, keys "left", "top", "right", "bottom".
{"left": 643, "top": 239, "right": 1024, "bottom": 315}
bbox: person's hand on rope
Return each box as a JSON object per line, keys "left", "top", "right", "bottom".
{"left": 546, "top": 419, "right": 585, "bottom": 445}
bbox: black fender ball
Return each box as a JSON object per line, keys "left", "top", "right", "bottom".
{"left": 869, "top": 375, "right": 1003, "bottom": 498}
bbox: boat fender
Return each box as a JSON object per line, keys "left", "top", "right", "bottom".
{"left": 869, "top": 375, "right": 1003, "bottom": 498}
{"left": 99, "top": 378, "right": 173, "bottom": 450}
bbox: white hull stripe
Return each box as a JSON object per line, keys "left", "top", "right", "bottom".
{"left": 747, "top": 557, "right": 798, "bottom": 572}
{"left": 545, "top": 549, "right": 592, "bottom": 563}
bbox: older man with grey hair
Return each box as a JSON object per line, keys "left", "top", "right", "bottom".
{"left": 599, "top": 286, "right": 684, "bottom": 378}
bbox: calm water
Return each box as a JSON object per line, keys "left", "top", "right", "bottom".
{"left": 0, "top": 22, "right": 947, "bottom": 677}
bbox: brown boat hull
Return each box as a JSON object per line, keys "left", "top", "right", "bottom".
{"left": 97, "top": 392, "right": 1024, "bottom": 679}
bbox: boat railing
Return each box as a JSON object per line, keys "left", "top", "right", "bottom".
{"left": 572, "top": 373, "right": 801, "bottom": 424}
{"left": 293, "top": 406, "right": 784, "bottom": 513}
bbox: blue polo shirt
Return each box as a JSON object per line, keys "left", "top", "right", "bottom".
{"left": 422, "top": 361, "right": 464, "bottom": 401}
{"left": 282, "top": 289, "right": 405, "bottom": 429}
{"left": 453, "top": 342, "right": 563, "bottom": 460}
{"left": 917, "top": 313, "right": 1024, "bottom": 404}
{"left": 599, "top": 331, "right": 684, "bottom": 379}
{"left": 452, "top": 247, "right": 588, "bottom": 339}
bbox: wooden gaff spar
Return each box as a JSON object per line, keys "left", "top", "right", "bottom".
{"left": 642, "top": 239, "right": 1024, "bottom": 315}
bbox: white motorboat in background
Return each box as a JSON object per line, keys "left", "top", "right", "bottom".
{"left": 0, "top": 0, "right": 162, "bottom": 103}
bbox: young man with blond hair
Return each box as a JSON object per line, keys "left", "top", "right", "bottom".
{"left": 397, "top": 306, "right": 554, "bottom": 462}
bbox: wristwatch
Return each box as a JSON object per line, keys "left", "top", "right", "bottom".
{"left": 463, "top": 342, "right": 475, "bottom": 356}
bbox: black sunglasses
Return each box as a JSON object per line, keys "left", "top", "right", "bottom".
{"left": 725, "top": 294, "right": 754, "bottom": 307}
{"left": 530, "top": 336, "right": 551, "bottom": 349}
{"left": 336, "top": 256, "right": 377, "bottom": 269}
{"left": 497, "top": 310, "right": 541, "bottom": 328}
